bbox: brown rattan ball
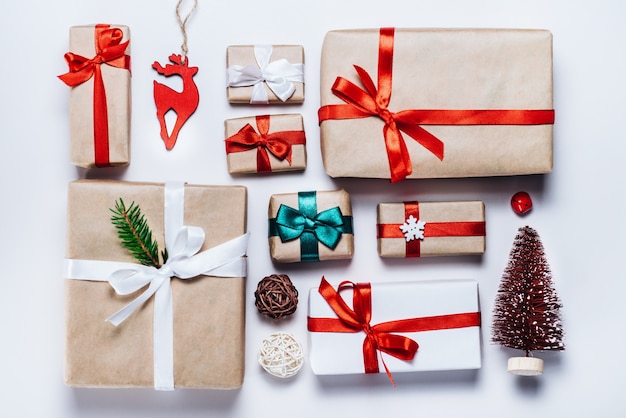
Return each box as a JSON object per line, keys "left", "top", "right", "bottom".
{"left": 255, "top": 274, "right": 298, "bottom": 319}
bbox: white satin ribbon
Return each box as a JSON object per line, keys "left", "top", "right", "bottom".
{"left": 227, "top": 44, "right": 304, "bottom": 104}
{"left": 64, "top": 182, "right": 249, "bottom": 391}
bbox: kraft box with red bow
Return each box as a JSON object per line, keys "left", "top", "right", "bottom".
{"left": 226, "top": 44, "right": 304, "bottom": 104}
{"left": 59, "top": 24, "right": 131, "bottom": 168}
{"left": 377, "top": 201, "right": 486, "bottom": 258}
{"left": 307, "top": 278, "right": 481, "bottom": 381}
{"left": 319, "top": 28, "right": 554, "bottom": 182}
{"left": 63, "top": 180, "right": 249, "bottom": 390}
{"left": 225, "top": 114, "right": 307, "bottom": 174}
{"left": 268, "top": 190, "right": 354, "bottom": 263}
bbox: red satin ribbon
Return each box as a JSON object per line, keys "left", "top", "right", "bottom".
{"left": 59, "top": 24, "right": 131, "bottom": 167}
{"left": 307, "top": 277, "right": 481, "bottom": 385}
{"left": 317, "top": 27, "right": 555, "bottom": 183}
{"left": 225, "top": 115, "right": 307, "bottom": 173}
{"left": 376, "top": 202, "right": 486, "bottom": 257}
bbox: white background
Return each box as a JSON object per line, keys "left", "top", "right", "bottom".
{"left": 1, "top": 1, "right": 624, "bottom": 417}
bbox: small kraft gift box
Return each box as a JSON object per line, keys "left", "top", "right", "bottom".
{"left": 319, "top": 28, "right": 555, "bottom": 182}
{"left": 307, "top": 277, "right": 481, "bottom": 383}
{"left": 227, "top": 44, "right": 304, "bottom": 104}
{"left": 63, "top": 180, "right": 248, "bottom": 390}
{"left": 268, "top": 190, "right": 354, "bottom": 263}
{"left": 59, "top": 24, "right": 131, "bottom": 168}
{"left": 377, "top": 201, "right": 486, "bottom": 258}
{"left": 225, "top": 114, "right": 307, "bottom": 174}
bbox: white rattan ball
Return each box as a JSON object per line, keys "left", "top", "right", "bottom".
{"left": 258, "top": 332, "right": 304, "bottom": 378}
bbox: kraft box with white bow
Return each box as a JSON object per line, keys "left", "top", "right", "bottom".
{"left": 226, "top": 44, "right": 304, "bottom": 104}
{"left": 63, "top": 180, "right": 249, "bottom": 390}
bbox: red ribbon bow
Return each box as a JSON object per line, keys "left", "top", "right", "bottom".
{"left": 225, "top": 115, "right": 306, "bottom": 173}
{"left": 377, "top": 202, "right": 486, "bottom": 257}
{"left": 58, "top": 24, "right": 131, "bottom": 167}
{"left": 318, "top": 27, "right": 555, "bottom": 183}
{"left": 307, "top": 277, "right": 481, "bottom": 385}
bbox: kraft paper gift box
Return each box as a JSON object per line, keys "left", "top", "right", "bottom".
{"left": 225, "top": 114, "right": 307, "bottom": 174}
{"left": 268, "top": 190, "right": 354, "bottom": 263}
{"left": 59, "top": 24, "right": 131, "bottom": 168}
{"left": 319, "top": 28, "right": 554, "bottom": 182}
{"left": 307, "top": 278, "right": 481, "bottom": 378}
{"left": 63, "top": 180, "right": 248, "bottom": 389}
{"left": 227, "top": 44, "right": 304, "bottom": 104}
{"left": 377, "top": 201, "right": 486, "bottom": 258}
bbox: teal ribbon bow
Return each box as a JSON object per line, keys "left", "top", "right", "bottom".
{"left": 269, "top": 191, "right": 353, "bottom": 262}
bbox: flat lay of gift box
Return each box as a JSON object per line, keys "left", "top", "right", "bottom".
{"left": 377, "top": 201, "right": 486, "bottom": 257}
{"left": 63, "top": 180, "right": 248, "bottom": 389}
{"left": 319, "top": 28, "right": 554, "bottom": 182}
{"left": 268, "top": 190, "right": 354, "bottom": 263}
{"left": 308, "top": 278, "right": 481, "bottom": 378}
{"left": 225, "top": 114, "right": 307, "bottom": 174}
{"left": 227, "top": 44, "right": 304, "bottom": 104}
{"left": 59, "top": 24, "right": 131, "bottom": 168}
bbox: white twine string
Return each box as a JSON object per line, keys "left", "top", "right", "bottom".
{"left": 176, "top": 0, "right": 198, "bottom": 63}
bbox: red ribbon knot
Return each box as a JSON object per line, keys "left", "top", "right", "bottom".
{"left": 318, "top": 27, "right": 555, "bottom": 183}
{"left": 58, "top": 24, "right": 131, "bottom": 167}
{"left": 225, "top": 115, "right": 306, "bottom": 173}
{"left": 378, "top": 107, "right": 395, "bottom": 127}
{"left": 362, "top": 323, "right": 375, "bottom": 340}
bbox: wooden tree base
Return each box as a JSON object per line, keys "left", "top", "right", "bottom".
{"left": 508, "top": 356, "right": 544, "bottom": 376}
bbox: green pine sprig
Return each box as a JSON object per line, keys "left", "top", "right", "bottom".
{"left": 110, "top": 198, "right": 168, "bottom": 267}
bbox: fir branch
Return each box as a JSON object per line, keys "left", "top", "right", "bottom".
{"left": 110, "top": 198, "right": 167, "bottom": 267}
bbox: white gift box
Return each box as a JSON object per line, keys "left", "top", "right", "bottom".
{"left": 307, "top": 278, "right": 481, "bottom": 376}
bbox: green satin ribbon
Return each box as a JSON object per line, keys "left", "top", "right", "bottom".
{"left": 268, "top": 191, "right": 353, "bottom": 262}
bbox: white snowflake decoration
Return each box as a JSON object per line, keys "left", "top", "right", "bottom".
{"left": 399, "top": 215, "right": 426, "bottom": 242}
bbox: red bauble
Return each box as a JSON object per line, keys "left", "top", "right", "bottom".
{"left": 511, "top": 191, "right": 532, "bottom": 215}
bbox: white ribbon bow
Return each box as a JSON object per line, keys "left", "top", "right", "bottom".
{"left": 227, "top": 44, "right": 304, "bottom": 104}
{"left": 64, "top": 182, "right": 249, "bottom": 391}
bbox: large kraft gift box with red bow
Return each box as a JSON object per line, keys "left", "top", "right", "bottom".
{"left": 64, "top": 180, "right": 248, "bottom": 389}
{"left": 319, "top": 28, "right": 554, "bottom": 182}
{"left": 59, "top": 25, "right": 131, "bottom": 168}
{"left": 268, "top": 190, "right": 354, "bottom": 263}
{"left": 225, "top": 114, "right": 307, "bottom": 174}
{"left": 307, "top": 278, "right": 481, "bottom": 378}
{"left": 377, "top": 201, "right": 486, "bottom": 258}
{"left": 226, "top": 45, "right": 304, "bottom": 104}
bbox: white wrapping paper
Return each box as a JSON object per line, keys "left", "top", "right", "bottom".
{"left": 308, "top": 279, "right": 481, "bottom": 375}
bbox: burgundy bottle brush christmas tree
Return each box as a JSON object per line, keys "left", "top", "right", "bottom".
{"left": 491, "top": 225, "right": 565, "bottom": 375}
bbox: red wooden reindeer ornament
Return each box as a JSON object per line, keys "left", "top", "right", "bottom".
{"left": 152, "top": 0, "right": 199, "bottom": 150}
{"left": 152, "top": 55, "right": 199, "bottom": 150}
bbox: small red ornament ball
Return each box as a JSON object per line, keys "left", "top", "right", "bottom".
{"left": 511, "top": 191, "right": 533, "bottom": 215}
